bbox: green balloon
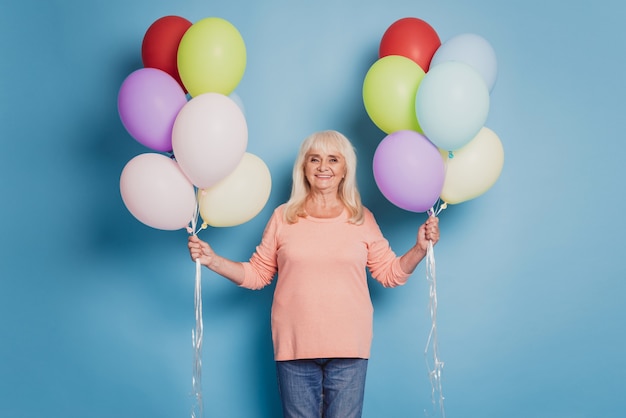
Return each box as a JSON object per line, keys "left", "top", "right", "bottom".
{"left": 362, "top": 55, "right": 425, "bottom": 134}
{"left": 177, "top": 17, "right": 246, "bottom": 97}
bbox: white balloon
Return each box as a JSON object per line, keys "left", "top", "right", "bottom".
{"left": 172, "top": 92, "right": 248, "bottom": 189}
{"left": 120, "top": 153, "right": 196, "bottom": 230}
{"left": 229, "top": 91, "right": 246, "bottom": 116}
{"left": 430, "top": 33, "right": 498, "bottom": 92}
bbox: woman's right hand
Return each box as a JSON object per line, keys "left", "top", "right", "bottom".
{"left": 187, "top": 235, "right": 246, "bottom": 286}
{"left": 188, "top": 235, "right": 214, "bottom": 267}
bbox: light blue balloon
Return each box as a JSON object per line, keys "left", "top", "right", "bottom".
{"left": 415, "top": 61, "right": 490, "bottom": 151}
{"left": 430, "top": 33, "right": 498, "bottom": 92}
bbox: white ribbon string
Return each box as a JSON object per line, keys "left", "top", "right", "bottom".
{"left": 189, "top": 200, "right": 204, "bottom": 418}
{"left": 191, "top": 258, "right": 204, "bottom": 418}
{"left": 424, "top": 205, "right": 445, "bottom": 418}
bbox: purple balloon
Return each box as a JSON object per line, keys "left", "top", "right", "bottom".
{"left": 118, "top": 68, "right": 188, "bottom": 152}
{"left": 373, "top": 130, "right": 444, "bottom": 213}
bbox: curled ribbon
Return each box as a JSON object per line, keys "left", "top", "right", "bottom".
{"left": 191, "top": 258, "right": 204, "bottom": 418}
{"left": 425, "top": 203, "right": 446, "bottom": 418}
{"left": 189, "top": 202, "right": 205, "bottom": 418}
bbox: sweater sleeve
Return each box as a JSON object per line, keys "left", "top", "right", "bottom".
{"left": 364, "top": 209, "right": 411, "bottom": 288}
{"left": 240, "top": 207, "right": 281, "bottom": 290}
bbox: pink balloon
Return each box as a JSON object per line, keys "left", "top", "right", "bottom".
{"left": 118, "top": 68, "right": 188, "bottom": 152}
{"left": 373, "top": 130, "right": 444, "bottom": 213}
{"left": 172, "top": 93, "right": 248, "bottom": 188}
{"left": 120, "top": 153, "right": 197, "bottom": 230}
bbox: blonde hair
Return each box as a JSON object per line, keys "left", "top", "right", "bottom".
{"left": 283, "top": 130, "right": 364, "bottom": 224}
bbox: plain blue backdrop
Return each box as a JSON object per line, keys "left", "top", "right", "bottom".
{"left": 1, "top": 0, "right": 625, "bottom": 417}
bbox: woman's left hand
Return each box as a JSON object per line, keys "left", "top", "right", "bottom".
{"left": 417, "top": 216, "right": 440, "bottom": 252}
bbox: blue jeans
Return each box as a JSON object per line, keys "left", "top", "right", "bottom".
{"left": 276, "top": 358, "right": 368, "bottom": 418}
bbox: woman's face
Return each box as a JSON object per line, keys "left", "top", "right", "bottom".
{"left": 303, "top": 148, "right": 347, "bottom": 193}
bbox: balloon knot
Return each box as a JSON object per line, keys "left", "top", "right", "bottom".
{"left": 186, "top": 226, "right": 193, "bottom": 234}
{"left": 448, "top": 151, "right": 454, "bottom": 159}
{"left": 201, "top": 223, "right": 208, "bottom": 229}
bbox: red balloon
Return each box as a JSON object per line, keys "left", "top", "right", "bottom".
{"left": 141, "top": 15, "right": 192, "bottom": 91}
{"left": 379, "top": 17, "right": 441, "bottom": 72}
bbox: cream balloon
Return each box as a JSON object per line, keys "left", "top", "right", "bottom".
{"left": 439, "top": 127, "right": 504, "bottom": 204}
{"left": 198, "top": 153, "right": 272, "bottom": 227}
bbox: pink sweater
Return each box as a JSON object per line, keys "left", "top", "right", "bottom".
{"left": 241, "top": 204, "right": 410, "bottom": 361}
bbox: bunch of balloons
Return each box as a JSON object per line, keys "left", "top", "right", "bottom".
{"left": 117, "top": 15, "right": 272, "bottom": 231}
{"left": 363, "top": 17, "right": 504, "bottom": 210}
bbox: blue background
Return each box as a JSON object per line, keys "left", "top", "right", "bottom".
{"left": 1, "top": 0, "right": 624, "bottom": 417}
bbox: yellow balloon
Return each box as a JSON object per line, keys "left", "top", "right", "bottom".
{"left": 198, "top": 153, "right": 272, "bottom": 227}
{"left": 362, "top": 55, "right": 425, "bottom": 134}
{"left": 177, "top": 17, "right": 246, "bottom": 97}
{"left": 439, "top": 127, "right": 504, "bottom": 204}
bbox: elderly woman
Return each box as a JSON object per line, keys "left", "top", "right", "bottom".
{"left": 188, "top": 130, "right": 440, "bottom": 418}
